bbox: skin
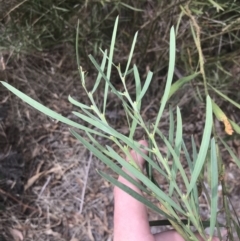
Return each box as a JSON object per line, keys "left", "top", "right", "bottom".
{"left": 113, "top": 140, "right": 222, "bottom": 241}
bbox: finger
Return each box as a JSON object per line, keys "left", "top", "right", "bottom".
{"left": 114, "top": 140, "right": 154, "bottom": 241}
{"left": 127, "top": 140, "right": 148, "bottom": 171}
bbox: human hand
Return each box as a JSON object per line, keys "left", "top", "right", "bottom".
{"left": 113, "top": 140, "right": 223, "bottom": 241}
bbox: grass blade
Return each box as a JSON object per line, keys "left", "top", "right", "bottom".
{"left": 209, "top": 138, "right": 218, "bottom": 239}
{"left": 138, "top": 70, "right": 153, "bottom": 100}
{"left": 92, "top": 49, "right": 108, "bottom": 93}
{"left": 167, "top": 106, "right": 174, "bottom": 159}
{"left": 75, "top": 20, "right": 82, "bottom": 78}
{"left": 1, "top": 81, "right": 103, "bottom": 136}
{"left": 106, "top": 146, "right": 185, "bottom": 214}
{"left": 229, "top": 119, "right": 240, "bottom": 134}
{"left": 208, "top": 0, "right": 224, "bottom": 11}
{"left": 68, "top": 95, "right": 91, "bottom": 110}
{"left": 129, "top": 65, "right": 141, "bottom": 139}
{"left": 155, "top": 128, "right": 189, "bottom": 190}
{"left": 169, "top": 107, "right": 183, "bottom": 195}
{"left": 219, "top": 137, "right": 240, "bottom": 168}
{"left": 182, "top": 140, "right": 193, "bottom": 171}
{"left": 88, "top": 55, "right": 126, "bottom": 102}
{"left": 210, "top": 84, "right": 240, "bottom": 109}
{"left": 104, "top": 16, "right": 119, "bottom": 114}
{"left": 72, "top": 111, "right": 112, "bottom": 135}
{"left": 153, "top": 26, "right": 176, "bottom": 135}
{"left": 168, "top": 72, "right": 200, "bottom": 100}
{"left": 187, "top": 96, "right": 212, "bottom": 195}
{"left": 175, "top": 107, "right": 183, "bottom": 155}
{"left": 124, "top": 32, "right": 138, "bottom": 77}
{"left": 191, "top": 136, "right": 198, "bottom": 166}
{"left": 70, "top": 129, "right": 151, "bottom": 195}
{"left": 98, "top": 170, "right": 174, "bottom": 220}
{"left": 134, "top": 65, "right": 142, "bottom": 105}
{"left": 212, "top": 100, "right": 233, "bottom": 135}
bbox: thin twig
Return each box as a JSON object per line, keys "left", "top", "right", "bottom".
{"left": 2, "top": 0, "right": 29, "bottom": 20}
{"left": 79, "top": 152, "right": 92, "bottom": 214}
{"left": 38, "top": 176, "right": 51, "bottom": 198}
{"left": 183, "top": 5, "right": 208, "bottom": 96}
{"left": 0, "top": 188, "right": 38, "bottom": 213}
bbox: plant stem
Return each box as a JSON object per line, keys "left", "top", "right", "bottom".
{"left": 183, "top": 5, "right": 209, "bottom": 97}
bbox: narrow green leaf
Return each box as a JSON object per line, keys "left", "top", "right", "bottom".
{"left": 88, "top": 93, "right": 106, "bottom": 121}
{"left": 122, "top": 101, "right": 133, "bottom": 131}
{"left": 212, "top": 99, "right": 234, "bottom": 135}
{"left": 154, "top": 26, "right": 176, "bottom": 135}
{"left": 104, "top": 16, "right": 119, "bottom": 114}
{"left": 209, "top": 84, "right": 240, "bottom": 109}
{"left": 122, "top": 103, "right": 142, "bottom": 126}
{"left": 128, "top": 113, "right": 139, "bottom": 139}
{"left": 146, "top": 134, "right": 160, "bottom": 187}
{"left": 169, "top": 107, "right": 183, "bottom": 195}
{"left": 182, "top": 140, "right": 193, "bottom": 171}
{"left": 175, "top": 107, "right": 183, "bottom": 155}
{"left": 222, "top": 195, "right": 234, "bottom": 240}
{"left": 134, "top": 65, "right": 141, "bottom": 105}
{"left": 191, "top": 135, "right": 198, "bottom": 166}
{"left": 129, "top": 65, "right": 141, "bottom": 139}
{"left": 138, "top": 70, "right": 153, "bottom": 100}
{"left": 155, "top": 128, "right": 189, "bottom": 190}
{"left": 208, "top": 0, "right": 224, "bottom": 11}
{"left": 124, "top": 67, "right": 134, "bottom": 76}
{"left": 98, "top": 170, "right": 174, "bottom": 221}
{"left": 219, "top": 137, "right": 240, "bottom": 168}
{"left": 209, "top": 138, "right": 218, "bottom": 239}
{"left": 73, "top": 109, "right": 103, "bottom": 125}
{"left": 122, "top": 137, "right": 169, "bottom": 179}
{"left": 181, "top": 198, "right": 203, "bottom": 236}
{"left": 68, "top": 95, "right": 91, "bottom": 110}
{"left": 187, "top": 96, "right": 212, "bottom": 195}
{"left": 189, "top": 192, "right": 200, "bottom": 225}
{"left": 232, "top": 218, "right": 240, "bottom": 239}
{"left": 149, "top": 132, "right": 172, "bottom": 176}
{"left": 206, "top": 149, "right": 211, "bottom": 187}
{"left": 168, "top": 72, "right": 200, "bottom": 100}
{"left": 167, "top": 106, "right": 174, "bottom": 159}
{"left": 72, "top": 111, "right": 107, "bottom": 129}
{"left": 92, "top": 49, "right": 108, "bottom": 93}
{"left": 0, "top": 82, "right": 103, "bottom": 136}
{"left": 229, "top": 119, "right": 240, "bottom": 134}
{"left": 72, "top": 111, "right": 122, "bottom": 137}
{"left": 176, "top": 11, "right": 184, "bottom": 35}
{"left": 106, "top": 146, "right": 185, "bottom": 214}
{"left": 88, "top": 55, "right": 126, "bottom": 103}
{"left": 119, "top": 2, "right": 144, "bottom": 12}
{"left": 70, "top": 129, "right": 150, "bottom": 195}
{"left": 76, "top": 20, "right": 83, "bottom": 82}
{"left": 124, "top": 32, "right": 138, "bottom": 77}
{"left": 228, "top": 197, "right": 240, "bottom": 238}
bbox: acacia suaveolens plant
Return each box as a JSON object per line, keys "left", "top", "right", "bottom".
{"left": 1, "top": 16, "right": 240, "bottom": 240}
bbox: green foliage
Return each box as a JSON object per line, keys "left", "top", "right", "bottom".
{"left": 2, "top": 1, "right": 240, "bottom": 81}
{"left": 1, "top": 0, "right": 240, "bottom": 240}
{"left": 2, "top": 16, "right": 240, "bottom": 240}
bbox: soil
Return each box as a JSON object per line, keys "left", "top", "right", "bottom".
{"left": 0, "top": 44, "right": 240, "bottom": 241}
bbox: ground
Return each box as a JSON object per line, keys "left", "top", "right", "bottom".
{"left": 1, "top": 4, "right": 240, "bottom": 240}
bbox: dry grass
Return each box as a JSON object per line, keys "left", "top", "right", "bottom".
{"left": 0, "top": 48, "right": 114, "bottom": 241}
